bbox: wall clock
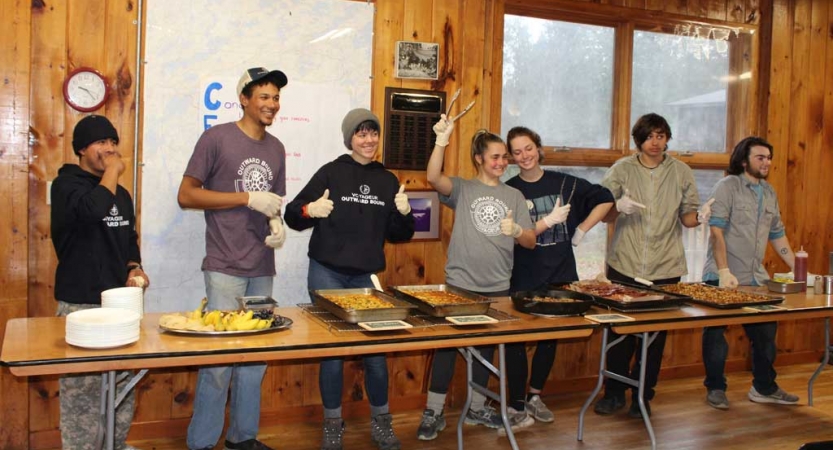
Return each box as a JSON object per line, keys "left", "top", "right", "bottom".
{"left": 63, "top": 67, "right": 110, "bottom": 112}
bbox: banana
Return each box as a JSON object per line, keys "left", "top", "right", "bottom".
{"left": 202, "top": 310, "right": 221, "bottom": 326}
{"left": 235, "top": 318, "right": 260, "bottom": 331}
{"left": 190, "top": 297, "right": 208, "bottom": 320}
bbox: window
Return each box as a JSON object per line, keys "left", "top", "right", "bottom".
{"left": 502, "top": 16, "right": 615, "bottom": 149}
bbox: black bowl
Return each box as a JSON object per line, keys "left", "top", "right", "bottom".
{"left": 510, "top": 289, "right": 594, "bottom": 316}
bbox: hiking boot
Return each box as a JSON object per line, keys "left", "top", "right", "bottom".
{"left": 524, "top": 395, "right": 554, "bottom": 422}
{"left": 416, "top": 409, "right": 446, "bottom": 441}
{"left": 224, "top": 439, "right": 274, "bottom": 450}
{"left": 464, "top": 405, "right": 503, "bottom": 429}
{"left": 748, "top": 386, "right": 799, "bottom": 405}
{"left": 706, "top": 389, "right": 730, "bottom": 410}
{"left": 370, "top": 413, "right": 401, "bottom": 450}
{"left": 321, "top": 418, "right": 344, "bottom": 450}
{"left": 627, "top": 399, "right": 651, "bottom": 418}
{"left": 497, "top": 407, "right": 535, "bottom": 436}
{"left": 593, "top": 395, "right": 626, "bottom": 415}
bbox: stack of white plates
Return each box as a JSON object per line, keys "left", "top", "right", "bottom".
{"left": 65, "top": 308, "right": 141, "bottom": 349}
{"left": 101, "top": 286, "right": 144, "bottom": 318}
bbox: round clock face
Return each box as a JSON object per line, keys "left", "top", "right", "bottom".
{"left": 63, "top": 68, "right": 109, "bottom": 112}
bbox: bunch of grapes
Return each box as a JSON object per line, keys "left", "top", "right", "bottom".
{"left": 251, "top": 308, "right": 281, "bottom": 328}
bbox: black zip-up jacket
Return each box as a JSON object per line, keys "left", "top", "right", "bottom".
{"left": 285, "top": 154, "right": 414, "bottom": 274}
{"left": 51, "top": 164, "right": 141, "bottom": 304}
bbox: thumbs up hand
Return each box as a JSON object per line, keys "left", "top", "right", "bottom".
{"left": 698, "top": 198, "right": 716, "bottom": 224}
{"left": 307, "top": 189, "right": 334, "bottom": 218}
{"left": 543, "top": 197, "right": 571, "bottom": 227}
{"left": 616, "top": 188, "right": 646, "bottom": 215}
{"left": 500, "top": 209, "right": 523, "bottom": 238}
{"left": 394, "top": 184, "right": 411, "bottom": 215}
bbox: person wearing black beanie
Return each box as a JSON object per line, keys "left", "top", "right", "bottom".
{"left": 51, "top": 114, "right": 148, "bottom": 449}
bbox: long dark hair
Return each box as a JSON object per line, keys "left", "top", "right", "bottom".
{"left": 632, "top": 113, "right": 672, "bottom": 150}
{"left": 728, "top": 136, "right": 773, "bottom": 175}
{"left": 470, "top": 129, "right": 506, "bottom": 168}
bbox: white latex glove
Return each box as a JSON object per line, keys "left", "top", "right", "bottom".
{"left": 543, "top": 197, "right": 571, "bottom": 227}
{"left": 718, "top": 268, "right": 739, "bottom": 289}
{"left": 307, "top": 189, "right": 334, "bottom": 218}
{"left": 433, "top": 114, "right": 455, "bottom": 147}
{"left": 394, "top": 184, "right": 411, "bottom": 215}
{"left": 615, "top": 188, "right": 646, "bottom": 215}
{"left": 264, "top": 217, "right": 286, "bottom": 249}
{"left": 500, "top": 210, "right": 523, "bottom": 238}
{"left": 572, "top": 227, "right": 586, "bottom": 247}
{"left": 698, "top": 198, "right": 715, "bottom": 224}
{"left": 247, "top": 191, "right": 283, "bottom": 217}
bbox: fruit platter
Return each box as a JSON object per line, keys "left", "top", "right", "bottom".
{"left": 158, "top": 298, "right": 293, "bottom": 335}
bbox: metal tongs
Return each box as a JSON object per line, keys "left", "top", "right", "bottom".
{"left": 445, "top": 88, "right": 476, "bottom": 122}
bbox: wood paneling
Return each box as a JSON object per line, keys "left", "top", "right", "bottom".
{"left": 5, "top": 0, "right": 833, "bottom": 445}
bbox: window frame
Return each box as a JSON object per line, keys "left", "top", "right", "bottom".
{"left": 496, "top": 1, "right": 760, "bottom": 171}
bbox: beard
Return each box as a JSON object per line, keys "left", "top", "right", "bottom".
{"left": 746, "top": 167, "right": 768, "bottom": 179}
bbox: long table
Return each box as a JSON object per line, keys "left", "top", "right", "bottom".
{"left": 1, "top": 299, "right": 596, "bottom": 450}
{"left": 576, "top": 289, "right": 833, "bottom": 450}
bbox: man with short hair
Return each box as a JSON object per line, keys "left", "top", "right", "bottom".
{"left": 178, "top": 67, "right": 288, "bottom": 450}
{"left": 52, "top": 114, "right": 149, "bottom": 450}
{"left": 701, "top": 136, "right": 800, "bottom": 410}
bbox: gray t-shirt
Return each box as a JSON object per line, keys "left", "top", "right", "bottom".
{"left": 184, "top": 122, "right": 286, "bottom": 277}
{"left": 441, "top": 177, "right": 533, "bottom": 293}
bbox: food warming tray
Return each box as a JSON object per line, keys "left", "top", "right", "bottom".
{"left": 388, "top": 284, "right": 495, "bottom": 317}
{"left": 309, "top": 288, "right": 415, "bottom": 324}
{"left": 510, "top": 289, "right": 594, "bottom": 316}
{"left": 551, "top": 282, "right": 687, "bottom": 312}
{"left": 648, "top": 283, "right": 785, "bottom": 309}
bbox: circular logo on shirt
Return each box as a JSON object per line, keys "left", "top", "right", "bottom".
{"left": 360, "top": 184, "right": 370, "bottom": 195}
{"left": 470, "top": 198, "right": 507, "bottom": 236}
{"left": 242, "top": 164, "right": 271, "bottom": 192}
{"left": 110, "top": 205, "right": 119, "bottom": 216}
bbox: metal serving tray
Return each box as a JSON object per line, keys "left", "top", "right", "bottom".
{"left": 510, "top": 289, "right": 594, "bottom": 316}
{"left": 649, "top": 283, "right": 785, "bottom": 309}
{"left": 388, "top": 284, "right": 495, "bottom": 317}
{"left": 551, "top": 282, "right": 686, "bottom": 312}
{"left": 236, "top": 296, "right": 278, "bottom": 310}
{"left": 310, "top": 288, "right": 415, "bottom": 324}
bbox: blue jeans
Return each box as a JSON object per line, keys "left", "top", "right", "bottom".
{"left": 308, "top": 259, "right": 389, "bottom": 416}
{"left": 186, "top": 271, "right": 272, "bottom": 449}
{"left": 701, "top": 279, "right": 779, "bottom": 395}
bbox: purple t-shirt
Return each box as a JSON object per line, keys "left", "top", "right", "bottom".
{"left": 184, "top": 122, "right": 286, "bottom": 277}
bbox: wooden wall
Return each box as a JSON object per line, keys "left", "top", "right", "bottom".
{"left": 2, "top": 0, "right": 832, "bottom": 448}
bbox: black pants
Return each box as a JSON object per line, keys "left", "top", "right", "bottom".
{"left": 428, "top": 346, "right": 495, "bottom": 395}
{"left": 505, "top": 340, "right": 557, "bottom": 410}
{"left": 602, "top": 265, "right": 680, "bottom": 401}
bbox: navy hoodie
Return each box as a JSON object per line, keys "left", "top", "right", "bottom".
{"left": 285, "top": 154, "right": 414, "bottom": 274}
{"left": 51, "top": 164, "right": 140, "bottom": 304}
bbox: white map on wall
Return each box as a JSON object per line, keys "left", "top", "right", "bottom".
{"left": 141, "top": 0, "right": 373, "bottom": 311}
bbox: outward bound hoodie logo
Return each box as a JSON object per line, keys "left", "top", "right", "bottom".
{"left": 110, "top": 205, "right": 119, "bottom": 216}
{"left": 360, "top": 185, "right": 370, "bottom": 195}
{"left": 103, "top": 204, "right": 129, "bottom": 228}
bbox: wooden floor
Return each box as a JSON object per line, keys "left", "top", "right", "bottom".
{"left": 119, "top": 363, "right": 833, "bottom": 449}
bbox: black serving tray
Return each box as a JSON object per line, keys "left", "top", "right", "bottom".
{"left": 550, "top": 282, "right": 686, "bottom": 312}
{"left": 510, "top": 289, "right": 594, "bottom": 316}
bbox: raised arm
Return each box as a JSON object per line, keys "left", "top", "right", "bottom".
{"left": 427, "top": 115, "right": 454, "bottom": 196}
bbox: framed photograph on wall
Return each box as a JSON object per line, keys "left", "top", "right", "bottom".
{"left": 407, "top": 190, "right": 440, "bottom": 240}
{"left": 395, "top": 41, "right": 439, "bottom": 80}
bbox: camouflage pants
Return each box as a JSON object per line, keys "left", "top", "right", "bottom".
{"left": 57, "top": 301, "right": 136, "bottom": 450}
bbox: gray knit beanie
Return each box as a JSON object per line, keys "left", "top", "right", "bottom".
{"left": 341, "top": 108, "right": 380, "bottom": 150}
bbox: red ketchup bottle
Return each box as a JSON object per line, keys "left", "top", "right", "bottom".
{"left": 794, "top": 247, "right": 808, "bottom": 291}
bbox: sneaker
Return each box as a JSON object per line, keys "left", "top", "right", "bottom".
{"left": 464, "top": 405, "right": 503, "bottom": 429}
{"left": 496, "top": 407, "right": 535, "bottom": 436}
{"left": 706, "top": 389, "right": 730, "bottom": 410}
{"left": 627, "top": 399, "right": 651, "bottom": 418}
{"left": 748, "top": 386, "right": 799, "bottom": 405}
{"left": 321, "top": 418, "right": 345, "bottom": 450}
{"left": 593, "top": 395, "right": 626, "bottom": 415}
{"left": 224, "top": 439, "right": 274, "bottom": 450}
{"left": 370, "top": 413, "right": 401, "bottom": 450}
{"left": 416, "top": 409, "right": 446, "bottom": 441}
{"left": 524, "top": 395, "right": 555, "bottom": 422}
